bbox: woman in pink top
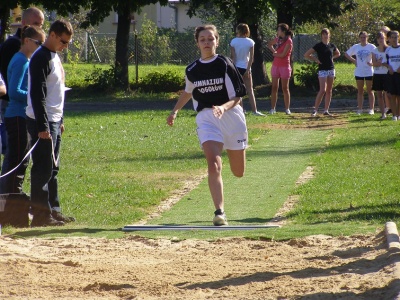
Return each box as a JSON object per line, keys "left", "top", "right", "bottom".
{"left": 267, "top": 23, "right": 293, "bottom": 114}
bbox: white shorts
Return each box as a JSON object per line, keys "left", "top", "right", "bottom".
{"left": 318, "top": 69, "right": 335, "bottom": 78}
{"left": 196, "top": 105, "right": 248, "bottom": 150}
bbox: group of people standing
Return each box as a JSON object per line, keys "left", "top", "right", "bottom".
{"left": 227, "top": 23, "right": 400, "bottom": 120}
{"left": 343, "top": 28, "right": 400, "bottom": 120}
{"left": 0, "top": 7, "right": 75, "bottom": 227}
{"left": 229, "top": 22, "right": 295, "bottom": 116}
{"left": 299, "top": 26, "right": 400, "bottom": 119}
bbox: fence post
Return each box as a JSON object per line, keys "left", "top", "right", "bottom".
{"left": 85, "top": 31, "right": 88, "bottom": 62}
{"left": 135, "top": 32, "right": 138, "bottom": 84}
{"left": 89, "top": 35, "right": 102, "bottom": 63}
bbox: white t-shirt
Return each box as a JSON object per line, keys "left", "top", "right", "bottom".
{"left": 230, "top": 37, "right": 255, "bottom": 69}
{"left": 372, "top": 48, "right": 388, "bottom": 74}
{"left": 346, "top": 43, "right": 376, "bottom": 77}
{"left": 386, "top": 46, "right": 400, "bottom": 72}
{"left": 26, "top": 47, "right": 65, "bottom": 123}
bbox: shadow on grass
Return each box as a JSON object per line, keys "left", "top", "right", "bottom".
{"left": 161, "top": 217, "right": 275, "bottom": 226}
{"left": 9, "top": 227, "right": 121, "bottom": 238}
{"left": 177, "top": 252, "right": 398, "bottom": 298}
{"left": 287, "top": 202, "right": 400, "bottom": 224}
{"left": 229, "top": 217, "right": 272, "bottom": 224}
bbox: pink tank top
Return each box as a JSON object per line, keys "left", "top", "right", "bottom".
{"left": 273, "top": 37, "right": 293, "bottom": 67}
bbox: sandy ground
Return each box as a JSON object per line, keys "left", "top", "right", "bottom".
{"left": 1, "top": 103, "right": 398, "bottom": 299}
{"left": 0, "top": 232, "right": 398, "bottom": 299}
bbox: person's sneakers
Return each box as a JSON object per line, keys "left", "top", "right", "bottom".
{"left": 269, "top": 109, "right": 276, "bottom": 114}
{"left": 213, "top": 209, "right": 228, "bottom": 226}
{"left": 393, "top": 116, "right": 398, "bottom": 121}
{"left": 285, "top": 109, "right": 291, "bottom": 115}
{"left": 51, "top": 210, "right": 76, "bottom": 223}
{"left": 380, "top": 114, "right": 387, "bottom": 120}
{"left": 356, "top": 109, "right": 363, "bottom": 115}
{"left": 31, "top": 214, "right": 65, "bottom": 227}
{"left": 368, "top": 109, "right": 374, "bottom": 115}
{"left": 323, "top": 111, "right": 332, "bottom": 116}
{"left": 252, "top": 111, "right": 266, "bottom": 116}
{"left": 311, "top": 110, "right": 317, "bottom": 117}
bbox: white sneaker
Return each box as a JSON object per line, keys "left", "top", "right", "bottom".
{"left": 269, "top": 109, "right": 276, "bottom": 114}
{"left": 252, "top": 111, "right": 266, "bottom": 116}
{"left": 323, "top": 111, "right": 332, "bottom": 116}
{"left": 285, "top": 109, "right": 291, "bottom": 115}
{"left": 356, "top": 109, "right": 363, "bottom": 115}
{"left": 368, "top": 109, "right": 374, "bottom": 115}
{"left": 311, "top": 110, "right": 317, "bottom": 117}
{"left": 392, "top": 116, "right": 398, "bottom": 121}
{"left": 213, "top": 213, "right": 228, "bottom": 226}
{"left": 380, "top": 114, "right": 387, "bottom": 120}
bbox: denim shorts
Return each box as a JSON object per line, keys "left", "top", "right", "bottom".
{"left": 318, "top": 69, "right": 335, "bottom": 78}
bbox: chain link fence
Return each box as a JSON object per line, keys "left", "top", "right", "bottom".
{"left": 64, "top": 31, "right": 357, "bottom": 85}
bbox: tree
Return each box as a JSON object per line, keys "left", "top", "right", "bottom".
{"left": 270, "top": 0, "right": 357, "bottom": 28}
{"left": 0, "top": 1, "right": 20, "bottom": 42}
{"left": 186, "top": 0, "right": 356, "bottom": 86}
{"left": 188, "top": 0, "right": 272, "bottom": 86}
{"left": 8, "top": 0, "right": 168, "bottom": 90}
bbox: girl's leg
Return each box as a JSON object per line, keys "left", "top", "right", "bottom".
{"left": 244, "top": 73, "right": 258, "bottom": 113}
{"left": 377, "top": 91, "right": 385, "bottom": 117}
{"left": 202, "top": 140, "right": 224, "bottom": 211}
{"left": 395, "top": 96, "right": 400, "bottom": 117}
{"left": 281, "top": 78, "right": 290, "bottom": 110}
{"left": 356, "top": 79, "right": 365, "bottom": 111}
{"left": 384, "top": 92, "right": 391, "bottom": 111}
{"left": 366, "top": 80, "right": 375, "bottom": 111}
{"left": 390, "top": 93, "right": 396, "bottom": 115}
{"left": 226, "top": 149, "right": 246, "bottom": 178}
{"left": 314, "top": 76, "right": 327, "bottom": 111}
{"left": 270, "top": 77, "right": 279, "bottom": 111}
{"left": 324, "top": 76, "right": 334, "bottom": 111}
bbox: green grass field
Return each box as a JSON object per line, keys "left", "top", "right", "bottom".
{"left": 6, "top": 103, "right": 399, "bottom": 240}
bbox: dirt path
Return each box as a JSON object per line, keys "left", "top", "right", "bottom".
{"left": 0, "top": 232, "right": 397, "bottom": 299}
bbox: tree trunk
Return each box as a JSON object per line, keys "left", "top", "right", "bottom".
{"left": 0, "top": 5, "right": 11, "bottom": 43}
{"left": 115, "top": 2, "right": 131, "bottom": 90}
{"left": 249, "top": 24, "right": 269, "bottom": 86}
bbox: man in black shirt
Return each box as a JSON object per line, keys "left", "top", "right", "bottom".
{"left": 0, "top": 7, "right": 44, "bottom": 101}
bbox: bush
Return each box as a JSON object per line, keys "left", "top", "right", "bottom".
{"left": 134, "top": 71, "right": 184, "bottom": 93}
{"left": 294, "top": 63, "right": 319, "bottom": 91}
{"left": 84, "top": 64, "right": 122, "bottom": 92}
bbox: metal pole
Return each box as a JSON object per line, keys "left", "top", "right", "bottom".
{"left": 135, "top": 32, "right": 138, "bottom": 84}
{"left": 85, "top": 31, "right": 88, "bottom": 62}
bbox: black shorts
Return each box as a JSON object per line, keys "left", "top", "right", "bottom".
{"left": 388, "top": 73, "right": 400, "bottom": 96}
{"left": 372, "top": 73, "right": 387, "bottom": 91}
{"left": 355, "top": 76, "right": 373, "bottom": 81}
{"left": 237, "top": 67, "right": 247, "bottom": 76}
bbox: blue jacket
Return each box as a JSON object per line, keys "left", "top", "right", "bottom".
{"left": 5, "top": 51, "right": 29, "bottom": 118}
